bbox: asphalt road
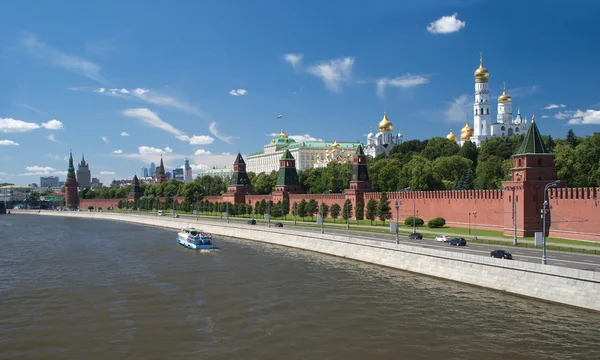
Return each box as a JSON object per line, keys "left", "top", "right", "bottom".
{"left": 137, "top": 212, "right": 600, "bottom": 272}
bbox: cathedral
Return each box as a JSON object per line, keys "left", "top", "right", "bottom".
{"left": 365, "top": 112, "right": 404, "bottom": 157}
{"left": 447, "top": 54, "right": 530, "bottom": 147}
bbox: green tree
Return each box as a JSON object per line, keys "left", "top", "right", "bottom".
{"left": 376, "top": 192, "right": 392, "bottom": 224}
{"left": 342, "top": 200, "right": 353, "bottom": 221}
{"left": 281, "top": 198, "right": 290, "bottom": 219}
{"left": 298, "top": 199, "right": 308, "bottom": 219}
{"left": 566, "top": 129, "right": 579, "bottom": 148}
{"left": 330, "top": 203, "right": 341, "bottom": 223}
{"left": 319, "top": 202, "right": 330, "bottom": 219}
{"left": 458, "top": 140, "right": 478, "bottom": 168}
{"left": 421, "top": 137, "right": 460, "bottom": 160}
{"left": 355, "top": 201, "right": 364, "bottom": 221}
{"left": 308, "top": 199, "right": 318, "bottom": 220}
{"left": 365, "top": 198, "right": 378, "bottom": 225}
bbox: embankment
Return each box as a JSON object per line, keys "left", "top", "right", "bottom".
{"left": 14, "top": 210, "right": 600, "bottom": 312}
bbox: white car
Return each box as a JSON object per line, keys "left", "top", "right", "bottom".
{"left": 157, "top": 210, "right": 166, "bottom": 216}
{"left": 435, "top": 235, "right": 450, "bottom": 242}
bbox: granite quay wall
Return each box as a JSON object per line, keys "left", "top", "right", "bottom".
{"left": 15, "top": 210, "right": 600, "bottom": 312}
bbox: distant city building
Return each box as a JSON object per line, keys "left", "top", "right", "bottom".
{"left": 155, "top": 156, "right": 167, "bottom": 184}
{"left": 40, "top": 176, "right": 60, "bottom": 188}
{"left": 29, "top": 183, "right": 38, "bottom": 188}
{"left": 76, "top": 154, "right": 91, "bottom": 188}
{"left": 110, "top": 179, "right": 132, "bottom": 188}
{"left": 365, "top": 112, "right": 404, "bottom": 158}
{"left": 196, "top": 167, "right": 234, "bottom": 180}
{"left": 58, "top": 181, "right": 65, "bottom": 187}
{"left": 91, "top": 178, "right": 103, "bottom": 189}
{"left": 172, "top": 167, "right": 184, "bottom": 181}
{"left": 166, "top": 172, "right": 172, "bottom": 180}
{"left": 150, "top": 162, "right": 156, "bottom": 177}
{"left": 247, "top": 129, "right": 363, "bottom": 174}
{"left": 140, "top": 177, "right": 156, "bottom": 185}
{"left": 184, "top": 159, "right": 193, "bottom": 183}
{"left": 141, "top": 167, "right": 149, "bottom": 178}
{"left": 0, "top": 185, "right": 31, "bottom": 205}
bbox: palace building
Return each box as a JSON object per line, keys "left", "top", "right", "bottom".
{"left": 447, "top": 54, "right": 530, "bottom": 147}
{"left": 246, "top": 129, "right": 362, "bottom": 174}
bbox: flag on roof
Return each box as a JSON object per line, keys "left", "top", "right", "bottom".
{"left": 277, "top": 114, "right": 283, "bottom": 119}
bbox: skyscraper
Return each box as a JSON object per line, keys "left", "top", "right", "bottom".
{"left": 150, "top": 162, "right": 156, "bottom": 177}
{"left": 184, "top": 158, "right": 193, "bottom": 183}
{"left": 141, "top": 167, "right": 149, "bottom": 177}
{"left": 76, "top": 154, "right": 91, "bottom": 188}
{"left": 173, "top": 167, "right": 184, "bottom": 181}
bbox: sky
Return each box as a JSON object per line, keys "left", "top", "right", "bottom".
{"left": 1, "top": 0, "right": 600, "bottom": 186}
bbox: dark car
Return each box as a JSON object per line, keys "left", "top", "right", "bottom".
{"left": 448, "top": 237, "right": 467, "bottom": 246}
{"left": 490, "top": 250, "right": 512, "bottom": 259}
{"left": 274, "top": 222, "right": 283, "bottom": 228}
{"left": 408, "top": 232, "right": 423, "bottom": 239}
{"left": 247, "top": 219, "right": 256, "bottom": 225}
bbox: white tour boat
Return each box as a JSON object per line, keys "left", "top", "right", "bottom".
{"left": 177, "top": 225, "right": 215, "bottom": 250}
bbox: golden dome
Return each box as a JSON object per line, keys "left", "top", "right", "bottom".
{"left": 277, "top": 129, "right": 288, "bottom": 138}
{"left": 446, "top": 130, "right": 458, "bottom": 142}
{"left": 474, "top": 53, "right": 489, "bottom": 82}
{"left": 331, "top": 140, "right": 340, "bottom": 149}
{"left": 378, "top": 112, "right": 393, "bottom": 131}
{"left": 460, "top": 120, "right": 474, "bottom": 141}
{"left": 497, "top": 82, "right": 511, "bottom": 103}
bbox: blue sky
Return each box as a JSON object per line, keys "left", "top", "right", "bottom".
{"left": 1, "top": 0, "right": 599, "bottom": 185}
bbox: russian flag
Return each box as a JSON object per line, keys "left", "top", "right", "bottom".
{"left": 277, "top": 114, "right": 283, "bottom": 119}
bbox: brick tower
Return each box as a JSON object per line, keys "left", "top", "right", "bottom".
{"left": 155, "top": 155, "right": 167, "bottom": 184}
{"left": 344, "top": 144, "right": 371, "bottom": 211}
{"left": 222, "top": 152, "right": 253, "bottom": 204}
{"left": 502, "top": 116, "right": 557, "bottom": 237}
{"left": 128, "top": 175, "right": 142, "bottom": 202}
{"left": 272, "top": 149, "right": 302, "bottom": 203}
{"left": 64, "top": 151, "right": 80, "bottom": 210}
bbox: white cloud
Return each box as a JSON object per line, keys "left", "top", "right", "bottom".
{"left": 544, "top": 104, "right": 566, "bottom": 110}
{"left": 90, "top": 87, "right": 201, "bottom": 116}
{"left": 567, "top": 109, "right": 600, "bottom": 125}
{"left": 20, "top": 165, "right": 67, "bottom": 176}
{"left": 541, "top": 115, "right": 550, "bottom": 119}
{"left": 376, "top": 74, "right": 430, "bottom": 97}
{"left": 47, "top": 153, "right": 62, "bottom": 160}
{"left": 17, "top": 103, "right": 46, "bottom": 114}
{"left": 0, "top": 118, "right": 40, "bottom": 133}
{"left": 22, "top": 34, "right": 106, "bottom": 84}
{"left": 47, "top": 133, "right": 60, "bottom": 143}
{"left": 554, "top": 111, "right": 575, "bottom": 120}
{"left": 100, "top": 171, "right": 115, "bottom": 175}
{"left": 190, "top": 164, "right": 208, "bottom": 171}
{"left": 120, "top": 131, "right": 129, "bottom": 136}
{"left": 112, "top": 149, "right": 123, "bottom": 154}
{"left": 138, "top": 146, "right": 170, "bottom": 154}
{"left": 164, "top": 146, "right": 173, "bottom": 153}
{"left": 268, "top": 133, "right": 324, "bottom": 142}
{"left": 194, "top": 149, "right": 212, "bottom": 155}
{"left": 444, "top": 94, "right": 470, "bottom": 122}
{"left": 101, "top": 136, "right": 110, "bottom": 144}
{"left": 283, "top": 53, "right": 304, "bottom": 70}
{"left": 427, "top": 13, "right": 466, "bottom": 34}
{"left": 229, "top": 89, "right": 248, "bottom": 96}
{"left": 123, "top": 108, "right": 188, "bottom": 141}
{"left": 222, "top": 152, "right": 231, "bottom": 156}
{"left": 95, "top": 87, "right": 106, "bottom": 93}
{"left": 41, "top": 119, "right": 63, "bottom": 130}
{"left": 0, "top": 140, "right": 19, "bottom": 146}
{"left": 188, "top": 135, "right": 214, "bottom": 145}
{"left": 307, "top": 57, "right": 354, "bottom": 92}
{"left": 209, "top": 122, "right": 234, "bottom": 144}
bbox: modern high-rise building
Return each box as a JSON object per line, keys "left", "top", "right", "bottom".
{"left": 172, "top": 167, "right": 184, "bottom": 181}
{"left": 166, "top": 171, "right": 172, "bottom": 180}
{"left": 76, "top": 154, "right": 92, "bottom": 188}
{"left": 40, "top": 176, "right": 60, "bottom": 188}
{"left": 141, "top": 167, "right": 149, "bottom": 178}
{"left": 183, "top": 159, "right": 193, "bottom": 183}
{"left": 150, "top": 162, "right": 156, "bottom": 177}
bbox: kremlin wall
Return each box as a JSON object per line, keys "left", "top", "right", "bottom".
{"left": 76, "top": 120, "right": 600, "bottom": 242}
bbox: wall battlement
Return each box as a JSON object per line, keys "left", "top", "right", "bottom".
{"left": 365, "top": 189, "right": 503, "bottom": 201}
{"left": 549, "top": 187, "right": 599, "bottom": 200}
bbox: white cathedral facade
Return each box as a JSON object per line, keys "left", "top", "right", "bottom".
{"left": 365, "top": 112, "right": 404, "bottom": 157}
{"left": 447, "top": 54, "right": 529, "bottom": 147}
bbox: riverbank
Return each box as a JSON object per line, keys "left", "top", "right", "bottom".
{"left": 14, "top": 209, "right": 600, "bottom": 312}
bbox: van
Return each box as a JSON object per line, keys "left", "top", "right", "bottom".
{"left": 157, "top": 210, "right": 166, "bottom": 216}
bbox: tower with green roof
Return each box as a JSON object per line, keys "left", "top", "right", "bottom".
{"left": 273, "top": 150, "right": 302, "bottom": 201}
{"left": 223, "top": 152, "right": 253, "bottom": 204}
{"left": 502, "top": 115, "right": 557, "bottom": 237}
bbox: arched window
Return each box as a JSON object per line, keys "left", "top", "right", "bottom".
{"left": 501, "top": 126, "right": 506, "bottom": 131}
{"left": 518, "top": 159, "right": 522, "bottom": 167}
{"left": 515, "top": 127, "right": 520, "bottom": 132}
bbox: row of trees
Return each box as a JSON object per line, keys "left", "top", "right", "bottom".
{"left": 79, "top": 129, "right": 599, "bottom": 202}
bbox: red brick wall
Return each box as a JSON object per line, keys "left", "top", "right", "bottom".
{"left": 80, "top": 199, "right": 121, "bottom": 209}
{"left": 547, "top": 188, "right": 600, "bottom": 241}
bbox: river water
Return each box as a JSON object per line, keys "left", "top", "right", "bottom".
{"left": 0, "top": 215, "right": 598, "bottom": 360}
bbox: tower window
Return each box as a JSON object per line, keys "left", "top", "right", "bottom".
{"left": 538, "top": 159, "right": 542, "bottom": 166}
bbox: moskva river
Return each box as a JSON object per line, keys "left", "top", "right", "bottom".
{"left": 1, "top": 215, "right": 599, "bottom": 360}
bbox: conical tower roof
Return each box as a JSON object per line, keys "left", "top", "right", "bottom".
{"left": 515, "top": 116, "right": 548, "bottom": 155}
{"left": 354, "top": 144, "right": 365, "bottom": 156}
{"left": 67, "top": 151, "right": 76, "bottom": 179}
{"left": 233, "top": 152, "right": 245, "bottom": 165}
{"left": 280, "top": 149, "right": 295, "bottom": 160}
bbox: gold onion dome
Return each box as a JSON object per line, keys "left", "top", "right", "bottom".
{"left": 446, "top": 131, "right": 458, "bottom": 142}
{"left": 331, "top": 140, "right": 340, "bottom": 149}
{"left": 460, "top": 121, "right": 474, "bottom": 141}
{"left": 474, "top": 53, "right": 489, "bottom": 82}
{"left": 277, "top": 129, "right": 288, "bottom": 138}
{"left": 497, "top": 82, "right": 511, "bottom": 102}
{"left": 378, "top": 112, "right": 393, "bottom": 131}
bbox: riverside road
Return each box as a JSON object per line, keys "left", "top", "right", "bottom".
{"left": 130, "top": 212, "right": 600, "bottom": 272}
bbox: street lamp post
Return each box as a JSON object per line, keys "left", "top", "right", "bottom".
{"left": 346, "top": 200, "right": 349, "bottom": 230}
{"left": 542, "top": 180, "right": 560, "bottom": 265}
{"left": 226, "top": 202, "right": 229, "bottom": 223}
{"left": 321, "top": 190, "right": 331, "bottom": 234}
{"left": 293, "top": 202, "right": 297, "bottom": 225}
{"left": 472, "top": 211, "right": 478, "bottom": 240}
{"left": 395, "top": 200, "right": 403, "bottom": 244}
{"left": 267, "top": 202, "right": 271, "bottom": 228}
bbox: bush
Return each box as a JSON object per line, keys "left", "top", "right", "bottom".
{"left": 404, "top": 217, "right": 424, "bottom": 227}
{"left": 88, "top": 206, "right": 94, "bottom": 210}
{"left": 427, "top": 217, "right": 446, "bottom": 228}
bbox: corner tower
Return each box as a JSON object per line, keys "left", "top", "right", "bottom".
{"left": 222, "top": 152, "right": 253, "bottom": 204}
{"left": 502, "top": 116, "right": 557, "bottom": 237}
{"left": 472, "top": 53, "right": 491, "bottom": 146}
{"left": 64, "top": 151, "right": 80, "bottom": 210}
